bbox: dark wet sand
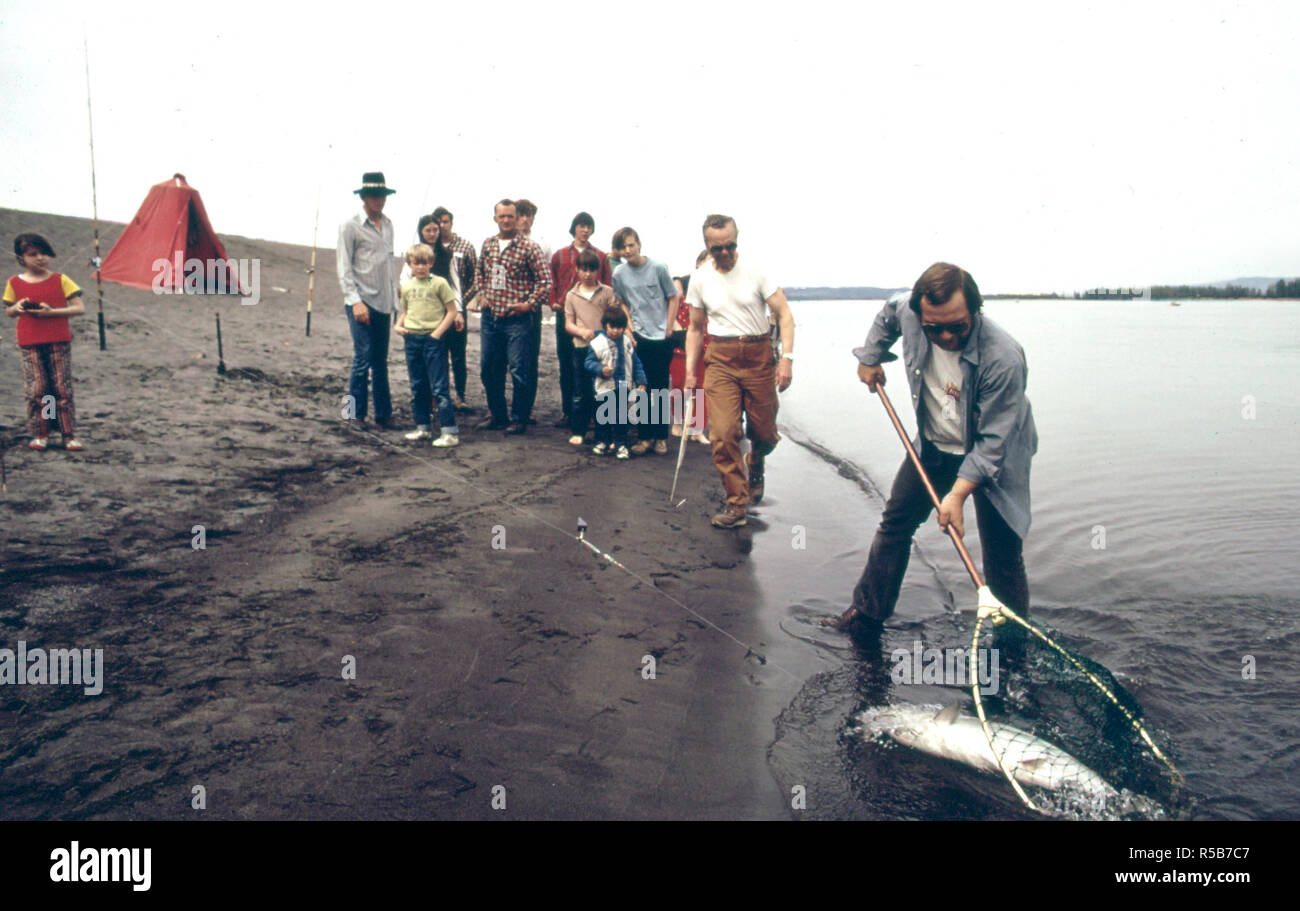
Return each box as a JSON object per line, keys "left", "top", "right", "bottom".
{"left": 0, "top": 208, "right": 793, "bottom": 820}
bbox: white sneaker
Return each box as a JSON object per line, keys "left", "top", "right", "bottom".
{"left": 568, "top": 435, "right": 584, "bottom": 446}
{"left": 404, "top": 428, "right": 433, "bottom": 441}
{"left": 616, "top": 445, "right": 630, "bottom": 460}
{"left": 592, "top": 442, "right": 608, "bottom": 455}
{"left": 432, "top": 433, "right": 459, "bottom": 447}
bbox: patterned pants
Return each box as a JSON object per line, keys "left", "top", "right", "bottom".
{"left": 20, "top": 342, "right": 76, "bottom": 438}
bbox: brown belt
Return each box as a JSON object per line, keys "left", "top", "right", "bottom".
{"left": 706, "top": 334, "right": 769, "bottom": 344}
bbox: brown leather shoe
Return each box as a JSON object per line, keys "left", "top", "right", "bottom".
{"left": 711, "top": 505, "right": 748, "bottom": 529}
{"left": 630, "top": 440, "right": 651, "bottom": 456}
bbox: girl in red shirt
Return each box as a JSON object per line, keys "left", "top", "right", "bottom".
{"left": 3, "top": 234, "right": 86, "bottom": 451}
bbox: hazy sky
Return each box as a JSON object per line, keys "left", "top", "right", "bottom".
{"left": 2, "top": 0, "right": 1297, "bottom": 292}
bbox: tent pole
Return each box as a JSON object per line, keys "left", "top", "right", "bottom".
{"left": 215, "top": 312, "right": 226, "bottom": 375}
{"left": 83, "top": 32, "right": 106, "bottom": 351}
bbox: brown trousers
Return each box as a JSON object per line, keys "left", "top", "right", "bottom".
{"left": 703, "top": 337, "right": 780, "bottom": 507}
{"left": 20, "top": 341, "right": 76, "bottom": 438}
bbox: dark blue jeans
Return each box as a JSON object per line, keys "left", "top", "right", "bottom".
{"left": 446, "top": 321, "right": 468, "bottom": 402}
{"left": 480, "top": 310, "right": 534, "bottom": 425}
{"left": 520, "top": 306, "right": 543, "bottom": 420}
{"left": 633, "top": 334, "right": 673, "bottom": 441}
{"left": 346, "top": 305, "right": 391, "bottom": 422}
{"left": 852, "top": 440, "right": 1029, "bottom": 622}
{"left": 403, "top": 333, "right": 457, "bottom": 431}
{"left": 569, "top": 344, "right": 596, "bottom": 436}
{"left": 595, "top": 385, "right": 632, "bottom": 446}
{"left": 556, "top": 311, "right": 575, "bottom": 419}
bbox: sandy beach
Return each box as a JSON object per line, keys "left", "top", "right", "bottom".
{"left": 0, "top": 207, "right": 794, "bottom": 820}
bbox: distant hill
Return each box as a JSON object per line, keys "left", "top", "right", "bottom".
{"left": 784, "top": 286, "right": 906, "bottom": 301}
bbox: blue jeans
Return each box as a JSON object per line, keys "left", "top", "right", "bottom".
{"left": 556, "top": 312, "right": 575, "bottom": 418}
{"left": 403, "top": 333, "right": 457, "bottom": 432}
{"left": 446, "top": 321, "right": 468, "bottom": 401}
{"left": 520, "top": 306, "right": 543, "bottom": 420}
{"left": 595, "top": 384, "right": 632, "bottom": 446}
{"left": 480, "top": 310, "right": 533, "bottom": 424}
{"left": 569, "top": 344, "right": 596, "bottom": 436}
{"left": 346, "top": 305, "right": 391, "bottom": 422}
{"left": 632, "top": 334, "right": 673, "bottom": 441}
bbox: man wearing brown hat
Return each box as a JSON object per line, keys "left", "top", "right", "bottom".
{"left": 338, "top": 172, "right": 399, "bottom": 426}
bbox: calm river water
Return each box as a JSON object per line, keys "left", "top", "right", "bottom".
{"left": 753, "top": 298, "right": 1299, "bottom": 820}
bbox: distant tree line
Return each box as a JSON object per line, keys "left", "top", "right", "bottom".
{"left": 1135, "top": 280, "right": 1300, "bottom": 299}
{"left": 1070, "top": 280, "right": 1300, "bottom": 299}
{"left": 1266, "top": 278, "right": 1300, "bottom": 297}
{"left": 1148, "top": 284, "right": 1259, "bottom": 299}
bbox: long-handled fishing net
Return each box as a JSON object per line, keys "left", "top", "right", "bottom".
{"left": 874, "top": 383, "right": 1183, "bottom": 816}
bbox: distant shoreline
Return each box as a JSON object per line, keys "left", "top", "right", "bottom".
{"left": 786, "top": 289, "right": 1300, "bottom": 302}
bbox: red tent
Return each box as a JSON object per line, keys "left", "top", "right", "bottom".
{"left": 99, "top": 174, "right": 242, "bottom": 293}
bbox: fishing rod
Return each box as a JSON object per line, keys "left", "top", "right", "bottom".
{"left": 668, "top": 395, "right": 694, "bottom": 506}
{"left": 305, "top": 190, "right": 319, "bottom": 336}
{"left": 574, "top": 518, "right": 632, "bottom": 572}
{"left": 83, "top": 32, "right": 106, "bottom": 351}
{"left": 873, "top": 382, "right": 1182, "bottom": 810}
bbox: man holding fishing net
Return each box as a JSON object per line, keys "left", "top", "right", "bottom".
{"left": 831, "top": 262, "right": 1037, "bottom": 637}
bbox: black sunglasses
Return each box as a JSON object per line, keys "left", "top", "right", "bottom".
{"left": 921, "top": 320, "right": 969, "bottom": 336}
{"left": 709, "top": 243, "right": 738, "bottom": 254}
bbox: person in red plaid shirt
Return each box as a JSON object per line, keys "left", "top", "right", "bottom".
{"left": 550, "top": 212, "right": 613, "bottom": 430}
{"left": 474, "top": 199, "right": 552, "bottom": 434}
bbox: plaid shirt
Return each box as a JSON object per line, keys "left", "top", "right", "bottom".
{"left": 443, "top": 234, "right": 477, "bottom": 304}
{"left": 550, "top": 244, "right": 613, "bottom": 309}
{"left": 475, "top": 234, "right": 552, "bottom": 318}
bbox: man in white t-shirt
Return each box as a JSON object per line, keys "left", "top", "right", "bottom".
{"left": 684, "top": 214, "right": 795, "bottom": 528}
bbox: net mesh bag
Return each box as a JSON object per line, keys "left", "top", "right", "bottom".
{"left": 967, "top": 613, "right": 1185, "bottom": 818}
